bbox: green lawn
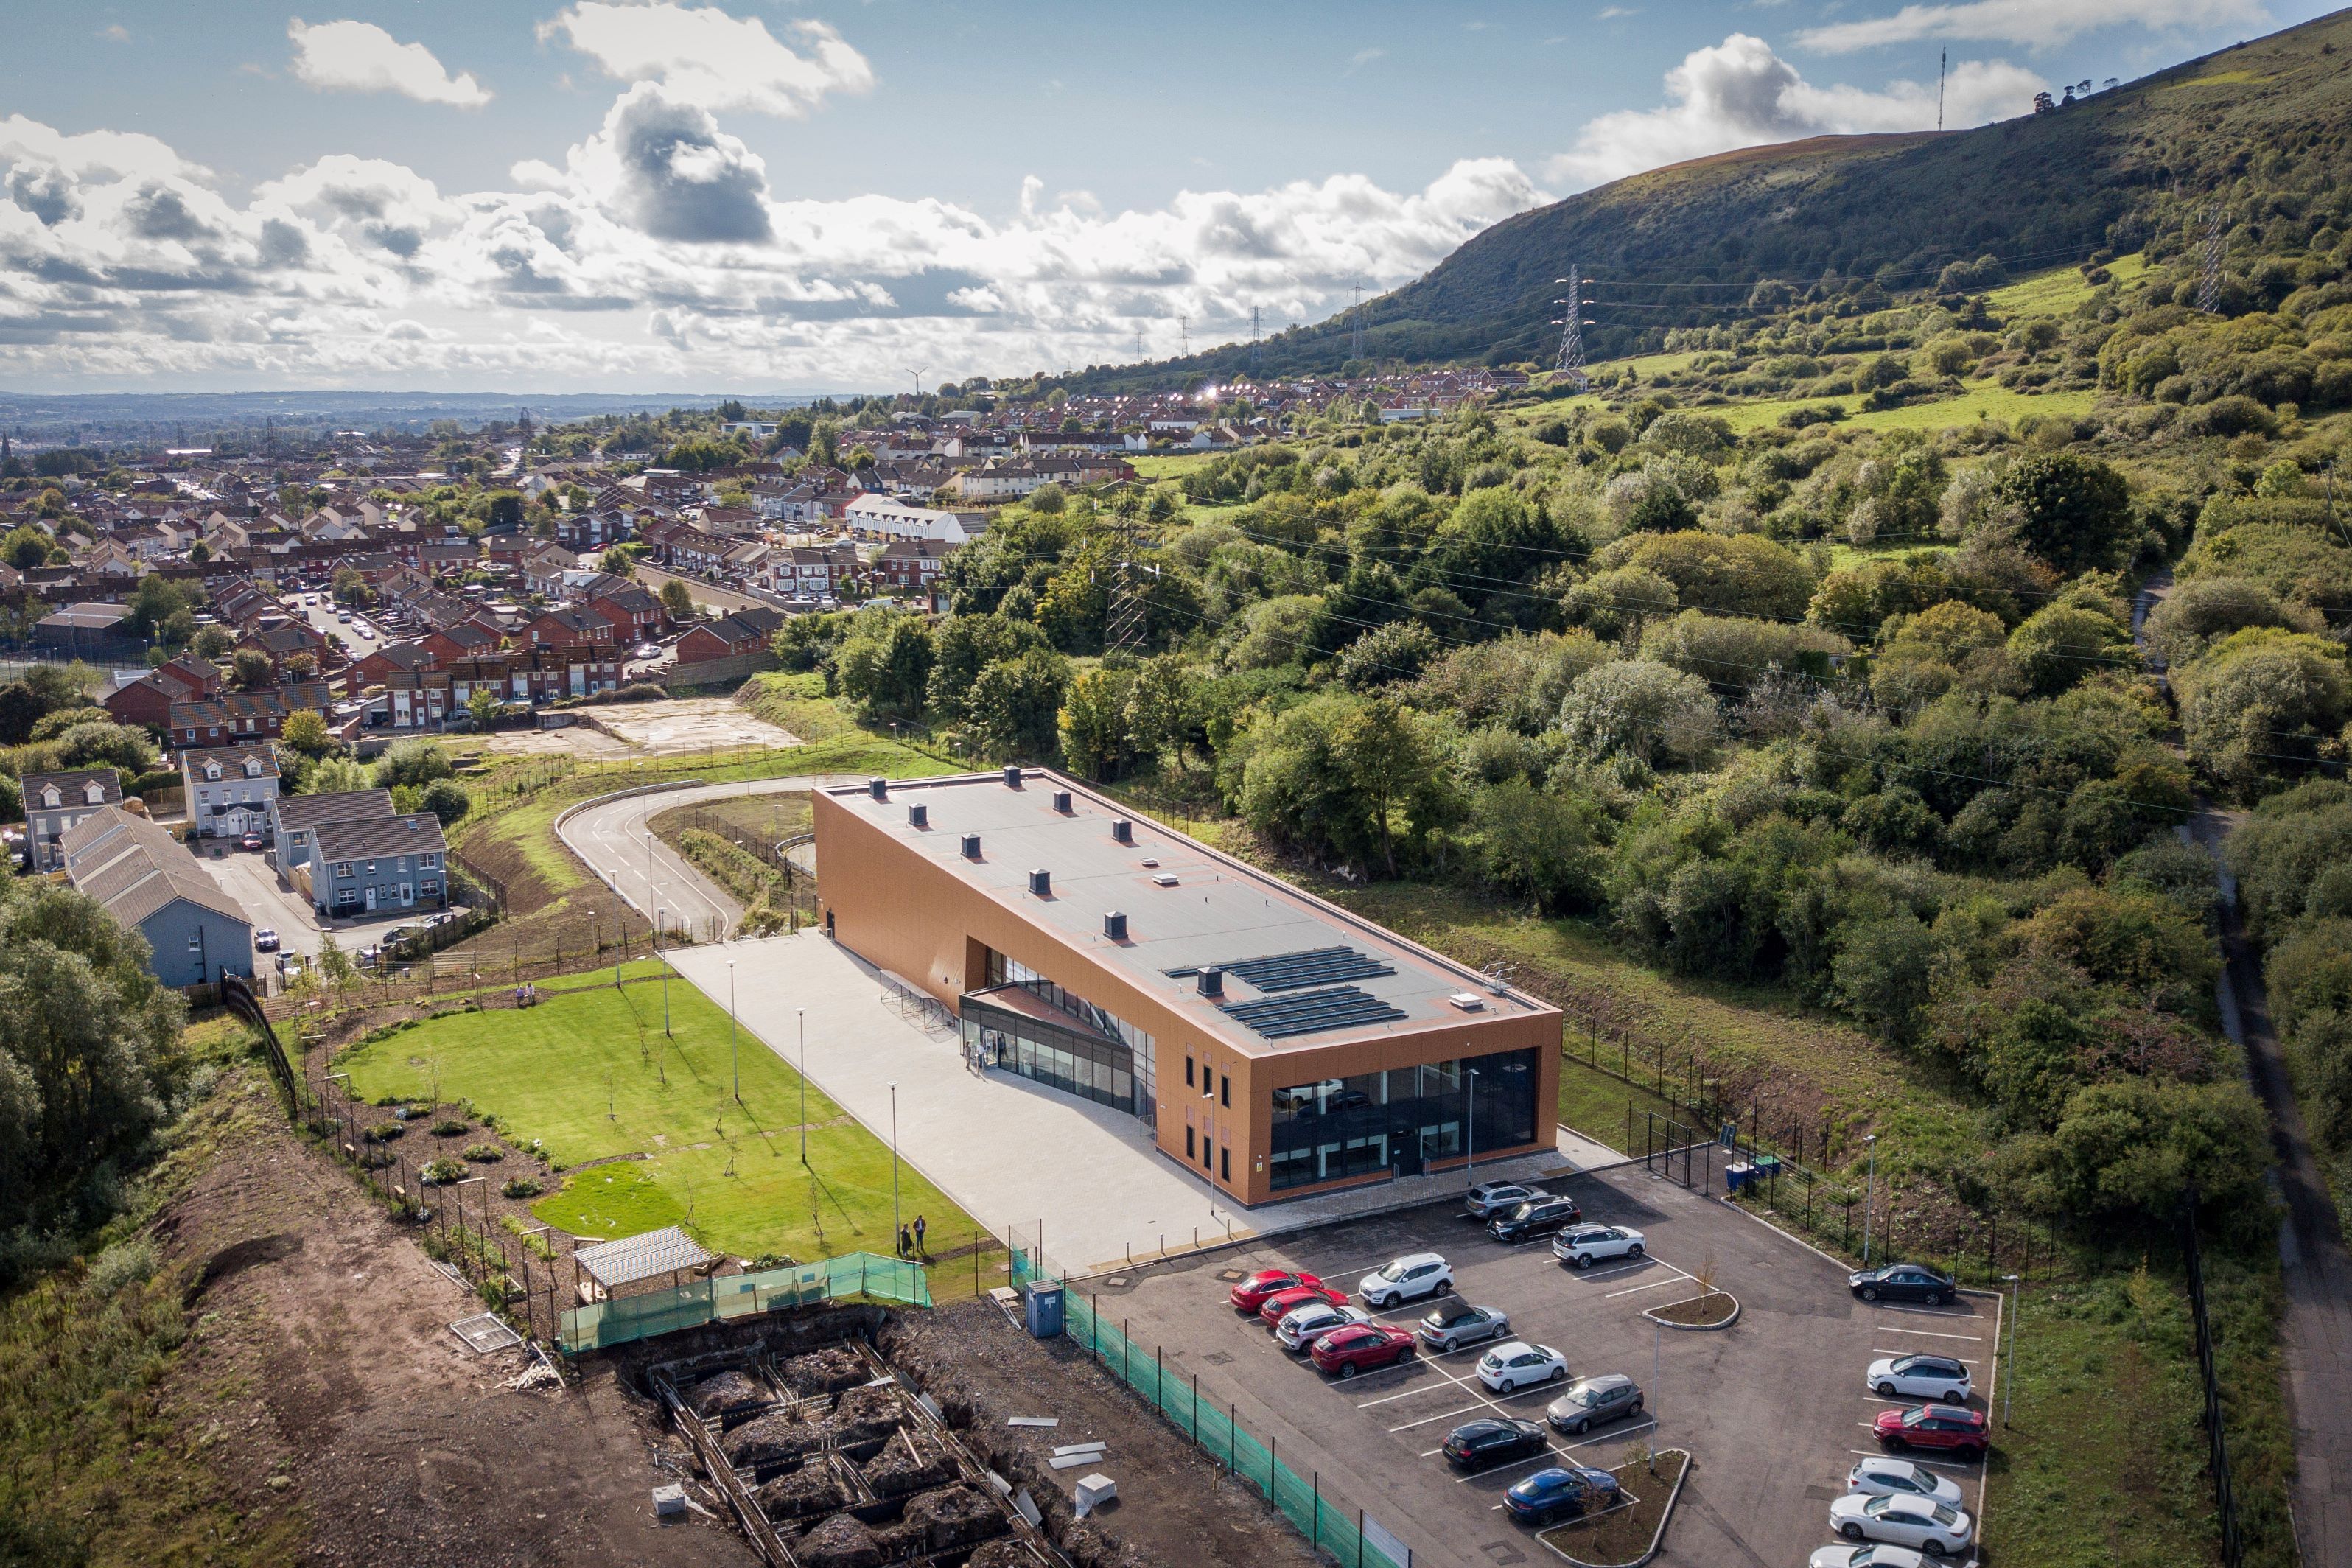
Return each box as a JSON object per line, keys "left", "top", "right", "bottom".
{"left": 1718, "top": 379, "right": 2099, "bottom": 435}
{"left": 334, "top": 973, "right": 981, "bottom": 1275}
{"left": 1988, "top": 252, "right": 2149, "bottom": 318}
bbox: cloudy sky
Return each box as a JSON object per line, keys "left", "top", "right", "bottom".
{"left": 0, "top": 0, "right": 2326, "bottom": 393}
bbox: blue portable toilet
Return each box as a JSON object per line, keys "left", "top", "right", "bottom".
{"left": 1025, "top": 1281, "right": 1065, "bottom": 1339}
{"left": 1724, "top": 1161, "right": 1756, "bottom": 1195}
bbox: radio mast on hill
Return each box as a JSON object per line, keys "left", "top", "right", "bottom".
{"left": 1552, "top": 268, "right": 1593, "bottom": 392}
{"left": 1937, "top": 49, "right": 1947, "bottom": 131}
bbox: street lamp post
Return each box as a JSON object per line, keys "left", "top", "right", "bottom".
{"left": 2001, "top": 1273, "right": 2021, "bottom": 1427}
{"left": 657, "top": 906, "right": 671, "bottom": 1037}
{"left": 888, "top": 1079, "right": 901, "bottom": 1249}
{"left": 1861, "top": 1133, "right": 1880, "bottom": 1267}
{"left": 797, "top": 1007, "right": 808, "bottom": 1164}
{"left": 727, "top": 959, "right": 739, "bottom": 1102}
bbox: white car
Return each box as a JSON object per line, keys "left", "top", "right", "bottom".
{"left": 1846, "top": 1455, "right": 1966, "bottom": 1510}
{"left": 632, "top": 642, "right": 662, "bottom": 659}
{"left": 1275, "top": 1301, "right": 1368, "bottom": 1351}
{"left": 1866, "top": 1354, "right": 1972, "bottom": 1404}
{"left": 1809, "top": 1547, "right": 1927, "bottom": 1568}
{"left": 1552, "top": 1223, "right": 1646, "bottom": 1269}
{"left": 356, "top": 624, "right": 376, "bottom": 640}
{"left": 1464, "top": 1180, "right": 1547, "bottom": 1219}
{"left": 1359, "top": 1253, "right": 1452, "bottom": 1308}
{"left": 1828, "top": 1493, "right": 1973, "bottom": 1557}
{"left": 1476, "top": 1340, "right": 1568, "bottom": 1393}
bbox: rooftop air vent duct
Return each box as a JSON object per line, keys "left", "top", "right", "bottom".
{"left": 1051, "top": 790, "right": 1073, "bottom": 813}
{"left": 868, "top": 777, "right": 888, "bottom": 800}
{"left": 1198, "top": 966, "right": 1224, "bottom": 998}
{"left": 961, "top": 833, "right": 982, "bottom": 858}
{"left": 1104, "top": 911, "right": 1128, "bottom": 941}
{"left": 1111, "top": 818, "right": 1133, "bottom": 844}
{"left": 907, "top": 803, "right": 928, "bottom": 829}
{"left": 1002, "top": 766, "right": 1022, "bottom": 788}
{"left": 1028, "top": 869, "right": 1052, "bottom": 897}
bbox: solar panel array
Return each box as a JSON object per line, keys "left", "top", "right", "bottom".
{"left": 1165, "top": 946, "right": 1397, "bottom": 993}
{"left": 1219, "top": 985, "right": 1407, "bottom": 1040}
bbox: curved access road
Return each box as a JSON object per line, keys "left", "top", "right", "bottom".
{"left": 557, "top": 774, "right": 847, "bottom": 941}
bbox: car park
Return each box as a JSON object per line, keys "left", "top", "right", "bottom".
{"left": 1274, "top": 1301, "right": 1368, "bottom": 1351}
{"left": 1487, "top": 1195, "right": 1581, "bottom": 1245}
{"left": 1544, "top": 1373, "right": 1643, "bottom": 1435}
{"left": 1848, "top": 1264, "right": 1956, "bottom": 1306}
{"left": 1477, "top": 1340, "right": 1567, "bottom": 1393}
{"left": 1845, "top": 1455, "right": 1965, "bottom": 1510}
{"left": 1866, "top": 1354, "right": 1971, "bottom": 1403}
{"left": 1463, "top": 1180, "right": 1547, "bottom": 1219}
{"left": 1256, "top": 1281, "right": 1348, "bottom": 1323}
{"left": 1230, "top": 1269, "right": 1327, "bottom": 1313}
{"left": 1502, "top": 1466, "right": 1618, "bottom": 1527}
{"left": 1872, "top": 1404, "right": 1987, "bottom": 1457}
{"left": 1309, "top": 1323, "right": 1416, "bottom": 1379}
{"left": 1808, "top": 1547, "right": 1928, "bottom": 1568}
{"left": 253, "top": 927, "right": 279, "bottom": 953}
{"left": 1828, "top": 1492, "right": 1973, "bottom": 1557}
{"left": 1417, "top": 1299, "right": 1511, "bottom": 1351}
{"left": 1440, "top": 1418, "right": 1549, "bottom": 1472}
{"left": 1359, "top": 1253, "right": 1452, "bottom": 1307}
{"left": 1552, "top": 1222, "right": 1645, "bottom": 1268}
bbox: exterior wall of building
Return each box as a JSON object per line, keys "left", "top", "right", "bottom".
{"left": 811, "top": 785, "right": 1558, "bottom": 1206}
{"left": 139, "top": 900, "right": 254, "bottom": 988}
{"left": 312, "top": 852, "right": 446, "bottom": 915}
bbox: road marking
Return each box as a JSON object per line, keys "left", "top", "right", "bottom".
{"left": 1567, "top": 1257, "right": 1653, "bottom": 1280}
{"left": 1877, "top": 1326, "right": 1982, "bottom": 1340}
{"left": 1603, "top": 1277, "right": 1689, "bottom": 1298}
{"left": 1558, "top": 1418, "right": 1653, "bottom": 1451}
{"left": 1847, "top": 1449, "right": 1977, "bottom": 1472}
{"left": 1388, "top": 1401, "right": 1491, "bottom": 1432}
{"left": 1875, "top": 1303, "right": 1981, "bottom": 1319}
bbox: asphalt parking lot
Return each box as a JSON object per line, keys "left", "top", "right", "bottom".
{"left": 1069, "top": 1158, "right": 1998, "bottom": 1568}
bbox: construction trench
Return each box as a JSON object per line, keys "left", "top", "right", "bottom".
{"left": 635, "top": 1307, "right": 1121, "bottom": 1568}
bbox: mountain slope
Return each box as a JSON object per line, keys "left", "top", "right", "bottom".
{"left": 1085, "top": 7, "right": 2352, "bottom": 389}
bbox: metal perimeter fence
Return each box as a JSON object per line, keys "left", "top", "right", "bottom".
{"left": 2182, "top": 1200, "right": 2244, "bottom": 1567}
{"left": 559, "top": 1253, "right": 930, "bottom": 1354}
{"left": 1008, "top": 1227, "right": 1415, "bottom": 1568}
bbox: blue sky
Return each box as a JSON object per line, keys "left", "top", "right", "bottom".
{"left": 0, "top": 1, "right": 2332, "bottom": 392}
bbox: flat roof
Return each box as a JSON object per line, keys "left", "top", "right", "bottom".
{"left": 825, "top": 770, "right": 1550, "bottom": 1056}
{"left": 573, "top": 1226, "right": 714, "bottom": 1289}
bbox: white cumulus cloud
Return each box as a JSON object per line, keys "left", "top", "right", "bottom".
{"left": 540, "top": 1, "right": 875, "bottom": 117}
{"left": 287, "top": 18, "right": 491, "bottom": 107}
{"left": 1797, "top": 0, "right": 2266, "bottom": 52}
{"left": 1548, "top": 32, "right": 2044, "bottom": 189}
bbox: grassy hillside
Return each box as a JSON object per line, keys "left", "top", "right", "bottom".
{"left": 1078, "top": 9, "right": 2352, "bottom": 386}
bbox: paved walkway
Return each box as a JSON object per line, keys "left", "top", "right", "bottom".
{"left": 661, "top": 931, "right": 1579, "bottom": 1275}
{"left": 557, "top": 773, "right": 847, "bottom": 941}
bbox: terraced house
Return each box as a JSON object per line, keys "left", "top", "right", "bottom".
{"left": 307, "top": 811, "right": 448, "bottom": 917}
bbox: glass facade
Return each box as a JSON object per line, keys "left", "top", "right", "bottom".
{"left": 963, "top": 990, "right": 1141, "bottom": 1117}
{"left": 1266, "top": 1046, "right": 1540, "bottom": 1194}
{"left": 977, "top": 948, "right": 1156, "bottom": 1122}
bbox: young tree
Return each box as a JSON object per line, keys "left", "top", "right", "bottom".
{"left": 416, "top": 777, "right": 472, "bottom": 828}
{"left": 279, "top": 707, "right": 334, "bottom": 756}
{"left": 304, "top": 756, "right": 372, "bottom": 795}
{"left": 467, "top": 687, "right": 503, "bottom": 733}
{"left": 229, "top": 649, "right": 273, "bottom": 690}
{"left": 374, "top": 737, "right": 453, "bottom": 789}
{"left": 659, "top": 579, "right": 696, "bottom": 623}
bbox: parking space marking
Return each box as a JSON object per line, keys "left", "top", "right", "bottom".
{"left": 1567, "top": 1258, "right": 1656, "bottom": 1281}
{"left": 1390, "top": 1401, "right": 1493, "bottom": 1433}
{"left": 1877, "top": 1325, "right": 1982, "bottom": 1340}
{"left": 1847, "top": 1449, "right": 1977, "bottom": 1473}
{"left": 1558, "top": 1418, "right": 1653, "bottom": 1451}
{"left": 1603, "top": 1276, "right": 1691, "bottom": 1298}
{"left": 1875, "top": 1303, "right": 1983, "bottom": 1319}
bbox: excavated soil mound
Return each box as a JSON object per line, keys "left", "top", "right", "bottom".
{"left": 900, "top": 1484, "right": 1007, "bottom": 1552}
{"left": 861, "top": 1434, "right": 960, "bottom": 1499}
{"left": 687, "top": 1370, "right": 771, "bottom": 1419}
{"left": 721, "top": 1409, "right": 822, "bottom": 1468}
{"left": 752, "top": 1465, "right": 849, "bottom": 1522}
{"left": 780, "top": 1345, "right": 868, "bottom": 1397}
{"left": 791, "top": 1511, "right": 883, "bottom": 1568}
{"left": 830, "top": 1382, "right": 903, "bottom": 1442}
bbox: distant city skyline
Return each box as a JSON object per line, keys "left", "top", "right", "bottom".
{"left": 1, "top": 1, "right": 2329, "bottom": 392}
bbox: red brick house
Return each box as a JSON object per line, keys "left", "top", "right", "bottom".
{"left": 586, "top": 584, "right": 665, "bottom": 643}
{"left": 875, "top": 538, "right": 958, "bottom": 592}
{"left": 169, "top": 690, "right": 287, "bottom": 749}
{"left": 524, "top": 606, "right": 616, "bottom": 649}
{"left": 420, "top": 623, "right": 500, "bottom": 665}
{"left": 673, "top": 606, "right": 785, "bottom": 664}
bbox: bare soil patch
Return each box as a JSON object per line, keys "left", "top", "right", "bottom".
{"left": 589, "top": 698, "right": 802, "bottom": 753}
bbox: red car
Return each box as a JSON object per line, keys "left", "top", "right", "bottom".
{"left": 1874, "top": 1404, "right": 1987, "bottom": 1457}
{"left": 1229, "top": 1269, "right": 1326, "bottom": 1314}
{"left": 1257, "top": 1281, "right": 1349, "bottom": 1323}
{"left": 1310, "top": 1323, "right": 1418, "bottom": 1379}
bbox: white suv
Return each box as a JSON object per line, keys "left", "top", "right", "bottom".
{"left": 1476, "top": 1340, "right": 1568, "bottom": 1393}
{"left": 1359, "top": 1253, "right": 1453, "bottom": 1308}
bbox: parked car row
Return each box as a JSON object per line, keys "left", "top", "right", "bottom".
{"left": 1463, "top": 1182, "right": 1652, "bottom": 1273}
{"left": 1812, "top": 1292, "right": 1985, "bottom": 1561}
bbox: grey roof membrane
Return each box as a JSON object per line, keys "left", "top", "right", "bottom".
{"left": 827, "top": 771, "right": 1547, "bottom": 1054}
{"left": 573, "top": 1225, "right": 715, "bottom": 1289}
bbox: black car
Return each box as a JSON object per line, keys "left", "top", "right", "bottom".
{"left": 1441, "top": 1418, "right": 1550, "bottom": 1471}
{"left": 1488, "top": 1195, "right": 1581, "bottom": 1245}
{"left": 1848, "top": 1264, "right": 1957, "bottom": 1306}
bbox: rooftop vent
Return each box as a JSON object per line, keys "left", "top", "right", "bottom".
{"left": 1103, "top": 911, "right": 1128, "bottom": 941}
{"left": 1447, "top": 993, "right": 1487, "bottom": 1012}
{"left": 1111, "top": 818, "right": 1133, "bottom": 844}
{"left": 907, "top": 803, "right": 928, "bottom": 829}
{"left": 1152, "top": 872, "right": 1179, "bottom": 887}
{"left": 867, "top": 777, "right": 888, "bottom": 801}
{"left": 961, "top": 833, "right": 982, "bottom": 858}
{"left": 1028, "top": 868, "right": 1052, "bottom": 897}
{"left": 1051, "top": 790, "right": 1073, "bottom": 813}
{"left": 1197, "top": 966, "right": 1224, "bottom": 998}
{"left": 1002, "top": 766, "right": 1022, "bottom": 788}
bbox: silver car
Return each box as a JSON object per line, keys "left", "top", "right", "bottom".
{"left": 1465, "top": 1180, "right": 1547, "bottom": 1219}
{"left": 1545, "top": 1373, "right": 1643, "bottom": 1434}
{"left": 1276, "top": 1301, "right": 1368, "bottom": 1351}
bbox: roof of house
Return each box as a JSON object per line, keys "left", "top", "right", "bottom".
{"left": 60, "top": 806, "right": 249, "bottom": 931}
{"left": 823, "top": 769, "right": 1555, "bottom": 1057}
{"left": 269, "top": 788, "right": 395, "bottom": 832}
{"left": 180, "top": 746, "right": 280, "bottom": 780}
{"left": 22, "top": 767, "right": 125, "bottom": 807}
{"left": 310, "top": 811, "right": 448, "bottom": 864}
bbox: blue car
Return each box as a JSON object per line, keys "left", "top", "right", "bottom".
{"left": 1503, "top": 1465, "right": 1620, "bottom": 1526}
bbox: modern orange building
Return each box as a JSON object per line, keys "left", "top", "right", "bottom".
{"left": 812, "top": 768, "right": 1560, "bottom": 1207}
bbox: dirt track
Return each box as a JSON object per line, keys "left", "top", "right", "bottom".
{"left": 154, "top": 1073, "right": 755, "bottom": 1568}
